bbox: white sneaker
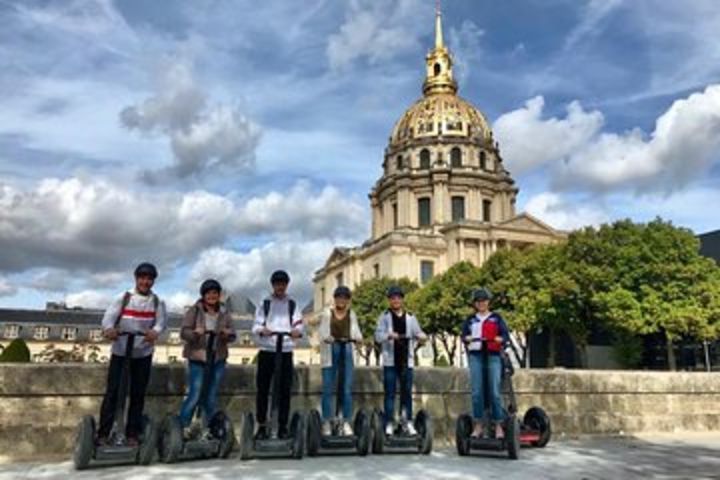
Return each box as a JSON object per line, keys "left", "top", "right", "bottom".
{"left": 321, "top": 421, "right": 332, "bottom": 436}
{"left": 406, "top": 422, "right": 417, "bottom": 436}
{"left": 385, "top": 422, "right": 394, "bottom": 436}
{"left": 342, "top": 421, "right": 353, "bottom": 436}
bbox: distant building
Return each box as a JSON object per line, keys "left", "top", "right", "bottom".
{"left": 0, "top": 294, "right": 319, "bottom": 365}
{"left": 699, "top": 229, "right": 720, "bottom": 264}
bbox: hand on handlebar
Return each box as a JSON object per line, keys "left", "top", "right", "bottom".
{"left": 323, "top": 335, "right": 335, "bottom": 344}
{"left": 259, "top": 327, "right": 273, "bottom": 337}
{"left": 104, "top": 328, "right": 119, "bottom": 341}
{"left": 144, "top": 329, "right": 159, "bottom": 344}
{"left": 290, "top": 328, "right": 302, "bottom": 339}
{"left": 388, "top": 332, "right": 400, "bottom": 341}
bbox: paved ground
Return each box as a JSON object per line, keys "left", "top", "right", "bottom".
{"left": 1, "top": 434, "right": 719, "bottom": 480}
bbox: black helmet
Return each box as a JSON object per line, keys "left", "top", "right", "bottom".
{"left": 134, "top": 262, "right": 158, "bottom": 279}
{"left": 200, "top": 279, "right": 222, "bottom": 296}
{"left": 270, "top": 270, "right": 290, "bottom": 285}
{"left": 386, "top": 285, "right": 405, "bottom": 298}
{"left": 333, "top": 286, "right": 352, "bottom": 299}
{"left": 472, "top": 288, "right": 493, "bottom": 302}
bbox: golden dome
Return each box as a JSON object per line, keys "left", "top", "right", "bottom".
{"left": 389, "top": 8, "right": 493, "bottom": 149}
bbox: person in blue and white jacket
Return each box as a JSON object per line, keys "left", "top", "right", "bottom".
{"left": 97, "top": 262, "right": 168, "bottom": 446}
{"left": 374, "top": 285, "right": 427, "bottom": 436}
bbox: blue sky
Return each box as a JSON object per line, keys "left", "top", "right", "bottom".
{"left": 0, "top": 0, "right": 719, "bottom": 310}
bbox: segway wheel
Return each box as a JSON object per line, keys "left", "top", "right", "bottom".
{"left": 415, "top": 410, "right": 433, "bottom": 455}
{"left": 523, "top": 406, "right": 552, "bottom": 448}
{"left": 354, "top": 409, "right": 371, "bottom": 456}
{"left": 238, "top": 412, "right": 255, "bottom": 460}
{"left": 306, "top": 409, "right": 321, "bottom": 457}
{"left": 506, "top": 415, "right": 520, "bottom": 460}
{"left": 289, "top": 411, "right": 305, "bottom": 459}
{"left": 209, "top": 411, "right": 235, "bottom": 459}
{"left": 137, "top": 415, "right": 158, "bottom": 465}
{"left": 455, "top": 414, "right": 472, "bottom": 456}
{"left": 371, "top": 409, "right": 384, "bottom": 454}
{"left": 159, "top": 415, "right": 183, "bottom": 463}
{"left": 73, "top": 415, "right": 95, "bottom": 470}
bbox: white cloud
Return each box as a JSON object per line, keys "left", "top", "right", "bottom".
{"left": 524, "top": 192, "right": 610, "bottom": 231}
{"left": 327, "top": 0, "right": 430, "bottom": 71}
{"left": 28, "top": 269, "right": 70, "bottom": 292}
{"left": 64, "top": 289, "right": 114, "bottom": 309}
{"left": 448, "top": 20, "right": 484, "bottom": 86}
{"left": 0, "top": 177, "right": 366, "bottom": 276}
{"left": 0, "top": 277, "right": 18, "bottom": 297}
{"left": 495, "top": 85, "right": 720, "bottom": 193}
{"left": 120, "top": 60, "right": 261, "bottom": 180}
{"left": 165, "top": 291, "right": 196, "bottom": 313}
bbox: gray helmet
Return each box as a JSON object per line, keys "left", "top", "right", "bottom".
{"left": 134, "top": 262, "right": 158, "bottom": 279}
{"left": 270, "top": 270, "right": 290, "bottom": 285}
{"left": 333, "top": 286, "right": 352, "bottom": 299}
{"left": 386, "top": 285, "right": 405, "bottom": 298}
{"left": 200, "top": 279, "right": 222, "bottom": 296}
{"left": 472, "top": 288, "right": 493, "bottom": 302}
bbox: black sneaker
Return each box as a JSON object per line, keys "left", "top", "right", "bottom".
{"left": 254, "top": 425, "right": 269, "bottom": 441}
{"left": 277, "top": 426, "right": 289, "bottom": 439}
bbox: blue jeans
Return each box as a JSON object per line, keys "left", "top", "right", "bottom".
{"left": 468, "top": 352, "right": 505, "bottom": 422}
{"left": 321, "top": 343, "right": 354, "bottom": 421}
{"left": 383, "top": 366, "right": 414, "bottom": 426}
{"left": 179, "top": 359, "right": 226, "bottom": 427}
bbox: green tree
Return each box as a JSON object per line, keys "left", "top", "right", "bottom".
{"left": 0, "top": 338, "right": 31, "bottom": 362}
{"left": 351, "top": 276, "right": 419, "bottom": 365}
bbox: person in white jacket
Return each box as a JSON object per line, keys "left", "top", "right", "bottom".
{"left": 374, "top": 285, "right": 427, "bottom": 436}
{"left": 317, "top": 286, "right": 364, "bottom": 436}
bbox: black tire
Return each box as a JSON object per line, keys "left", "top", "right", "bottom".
{"left": 506, "top": 415, "right": 520, "bottom": 460}
{"left": 73, "top": 415, "right": 95, "bottom": 470}
{"left": 137, "top": 415, "right": 158, "bottom": 465}
{"left": 354, "top": 409, "right": 371, "bottom": 456}
{"left": 290, "top": 411, "right": 305, "bottom": 459}
{"left": 158, "top": 415, "right": 183, "bottom": 463}
{"left": 306, "top": 409, "right": 321, "bottom": 457}
{"left": 415, "top": 410, "right": 433, "bottom": 455}
{"left": 455, "top": 414, "right": 472, "bottom": 456}
{"left": 523, "top": 406, "right": 552, "bottom": 448}
{"left": 371, "top": 409, "right": 384, "bottom": 454}
{"left": 238, "top": 412, "right": 255, "bottom": 461}
{"left": 210, "top": 411, "right": 235, "bottom": 459}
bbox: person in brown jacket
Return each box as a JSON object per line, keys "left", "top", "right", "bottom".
{"left": 178, "top": 279, "right": 237, "bottom": 437}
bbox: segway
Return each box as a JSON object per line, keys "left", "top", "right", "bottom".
{"left": 306, "top": 338, "right": 371, "bottom": 456}
{"left": 455, "top": 339, "right": 521, "bottom": 460}
{"left": 159, "top": 331, "right": 235, "bottom": 463}
{"left": 502, "top": 345, "right": 552, "bottom": 448}
{"left": 73, "top": 331, "right": 158, "bottom": 470}
{"left": 371, "top": 334, "right": 432, "bottom": 455}
{"left": 238, "top": 331, "right": 305, "bottom": 460}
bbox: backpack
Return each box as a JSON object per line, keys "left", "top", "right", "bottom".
{"left": 262, "top": 298, "right": 297, "bottom": 327}
{"left": 113, "top": 291, "right": 159, "bottom": 329}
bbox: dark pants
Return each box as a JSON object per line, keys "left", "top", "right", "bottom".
{"left": 256, "top": 350, "right": 293, "bottom": 429}
{"left": 383, "top": 366, "right": 414, "bottom": 426}
{"left": 98, "top": 354, "right": 152, "bottom": 438}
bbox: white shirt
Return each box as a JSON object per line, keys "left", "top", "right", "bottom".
{"left": 252, "top": 295, "right": 304, "bottom": 352}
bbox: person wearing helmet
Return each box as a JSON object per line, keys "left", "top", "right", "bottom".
{"left": 177, "top": 279, "right": 237, "bottom": 438}
{"left": 318, "top": 286, "right": 363, "bottom": 436}
{"left": 97, "top": 262, "right": 168, "bottom": 446}
{"left": 374, "top": 285, "right": 427, "bottom": 436}
{"left": 461, "top": 288, "right": 510, "bottom": 439}
{"left": 251, "top": 270, "right": 304, "bottom": 440}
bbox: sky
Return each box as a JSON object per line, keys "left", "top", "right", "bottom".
{"left": 0, "top": 0, "right": 719, "bottom": 311}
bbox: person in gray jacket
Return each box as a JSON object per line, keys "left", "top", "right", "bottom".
{"left": 374, "top": 286, "right": 427, "bottom": 436}
{"left": 97, "top": 262, "right": 168, "bottom": 446}
{"left": 318, "top": 286, "right": 363, "bottom": 436}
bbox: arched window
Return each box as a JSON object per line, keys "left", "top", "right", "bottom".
{"left": 396, "top": 155, "right": 403, "bottom": 170}
{"left": 434, "top": 63, "right": 441, "bottom": 76}
{"left": 451, "top": 147, "right": 462, "bottom": 168}
{"left": 420, "top": 149, "right": 431, "bottom": 169}
{"left": 479, "top": 151, "right": 487, "bottom": 170}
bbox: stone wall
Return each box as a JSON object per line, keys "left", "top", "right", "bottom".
{"left": 2, "top": 364, "right": 720, "bottom": 462}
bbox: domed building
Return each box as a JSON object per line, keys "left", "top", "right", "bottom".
{"left": 313, "top": 10, "right": 564, "bottom": 308}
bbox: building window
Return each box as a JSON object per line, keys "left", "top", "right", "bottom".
{"left": 335, "top": 272, "right": 344, "bottom": 288}
{"left": 418, "top": 198, "right": 431, "bottom": 227}
{"left": 241, "top": 357, "right": 250, "bottom": 365}
{"left": 169, "top": 331, "right": 181, "bottom": 344}
{"left": 420, "top": 149, "right": 431, "bottom": 169}
{"left": 483, "top": 200, "right": 492, "bottom": 222}
{"left": 321, "top": 287, "right": 326, "bottom": 306}
{"left": 168, "top": 356, "right": 178, "bottom": 364}
{"left": 396, "top": 156, "right": 403, "bottom": 170}
{"left": 451, "top": 196, "right": 465, "bottom": 222}
{"left": 420, "top": 261, "right": 434, "bottom": 284}
{"left": 242, "top": 333, "right": 252, "bottom": 346}
{"left": 373, "top": 263, "right": 380, "bottom": 278}
{"left": 434, "top": 63, "right": 441, "bottom": 76}
{"left": 4, "top": 324, "right": 20, "bottom": 339}
{"left": 34, "top": 326, "right": 49, "bottom": 340}
{"left": 479, "top": 151, "right": 487, "bottom": 170}
{"left": 392, "top": 203, "right": 398, "bottom": 228}
{"left": 61, "top": 327, "right": 77, "bottom": 341}
{"left": 89, "top": 329, "right": 103, "bottom": 342}
{"left": 451, "top": 147, "right": 462, "bottom": 168}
